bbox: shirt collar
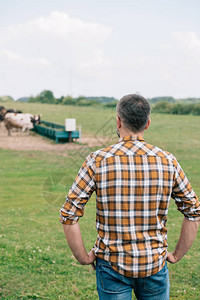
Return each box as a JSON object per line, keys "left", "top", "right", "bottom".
{"left": 118, "top": 135, "right": 144, "bottom": 143}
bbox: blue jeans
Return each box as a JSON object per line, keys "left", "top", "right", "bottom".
{"left": 96, "top": 258, "right": 170, "bottom": 300}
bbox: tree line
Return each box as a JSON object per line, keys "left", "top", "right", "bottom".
{"left": 28, "top": 90, "right": 118, "bottom": 108}
{"left": 28, "top": 90, "right": 200, "bottom": 115}
{"left": 1, "top": 90, "right": 200, "bottom": 115}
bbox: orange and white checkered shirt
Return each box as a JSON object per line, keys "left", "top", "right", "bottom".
{"left": 60, "top": 135, "right": 200, "bottom": 277}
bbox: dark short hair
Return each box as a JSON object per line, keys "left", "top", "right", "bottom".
{"left": 117, "top": 94, "right": 151, "bottom": 133}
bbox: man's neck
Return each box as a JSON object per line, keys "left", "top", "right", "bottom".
{"left": 119, "top": 130, "right": 144, "bottom": 139}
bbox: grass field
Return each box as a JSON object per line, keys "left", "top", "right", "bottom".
{"left": 0, "top": 102, "right": 200, "bottom": 299}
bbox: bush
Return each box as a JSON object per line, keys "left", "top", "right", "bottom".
{"left": 104, "top": 100, "right": 118, "bottom": 108}
{"left": 192, "top": 103, "right": 200, "bottom": 115}
{"left": 153, "top": 101, "right": 172, "bottom": 113}
{"left": 171, "top": 104, "right": 194, "bottom": 115}
{"left": 62, "top": 96, "right": 77, "bottom": 105}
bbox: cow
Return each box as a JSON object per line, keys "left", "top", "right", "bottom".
{"left": 0, "top": 107, "right": 23, "bottom": 125}
{"left": 0, "top": 106, "right": 6, "bottom": 116}
{"left": 0, "top": 107, "right": 6, "bottom": 127}
{"left": 6, "top": 109, "right": 23, "bottom": 113}
{"left": 3, "top": 112, "right": 41, "bottom": 136}
{"left": 0, "top": 114, "right": 4, "bottom": 123}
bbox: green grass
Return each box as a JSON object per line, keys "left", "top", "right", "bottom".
{"left": 0, "top": 103, "right": 200, "bottom": 299}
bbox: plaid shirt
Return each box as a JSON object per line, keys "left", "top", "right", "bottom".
{"left": 60, "top": 135, "right": 200, "bottom": 277}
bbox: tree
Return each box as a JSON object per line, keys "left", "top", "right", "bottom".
{"left": 39, "top": 90, "right": 55, "bottom": 103}
{"left": 28, "top": 90, "right": 55, "bottom": 104}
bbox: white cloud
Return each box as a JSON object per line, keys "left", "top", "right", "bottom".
{"left": 173, "top": 31, "right": 200, "bottom": 52}
{"left": 0, "top": 11, "right": 112, "bottom": 43}
{"left": 0, "top": 11, "right": 112, "bottom": 67}
{"left": 0, "top": 11, "right": 112, "bottom": 56}
{"left": 0, "top": 11, "right": 113, "bottom": 98}
{"left": 0, "top": 50, "right": 52, "bottom": 67}
{"left": 152, "top": 31, "right": 200, "bottom": 97}
{"left": 161, "top": 31, "right": 200, "bottom": 62}
{"left": 80, "top": 50, "right": 111, "bottom": 68}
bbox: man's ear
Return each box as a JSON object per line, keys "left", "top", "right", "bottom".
{"left": 145, "top": 118, "right": 151, "bottom": 130}
{"left": 116, "top": 116, "right": 121, "bottom": 130}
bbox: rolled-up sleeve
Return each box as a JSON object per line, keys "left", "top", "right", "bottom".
{"left": 60, "top": 154, "right": 96, "bottom": 224}
{"left": 171, "top": 157, "right": 200, "bottom": 221}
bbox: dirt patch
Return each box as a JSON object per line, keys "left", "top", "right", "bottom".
{"left": 0, "top": 124, "right": 111, "bottom": 156}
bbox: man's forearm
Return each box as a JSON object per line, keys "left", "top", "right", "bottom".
{"left": 167, "top": 217, "right": 200, "bottom": 263}
{"left": 62, "top": 222, "right": 96, "bottom": 266}
{"left": 62, "top": 222, "right": 89, "bottom": 264}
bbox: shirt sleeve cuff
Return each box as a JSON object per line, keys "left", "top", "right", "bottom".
{"left": 183, "top": 215, "right": 200, "bottom": 222}
{"left": 59, "top": 217, "right": 79, "bottom": 225}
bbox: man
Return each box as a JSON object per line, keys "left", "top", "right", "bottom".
{"left": 60, "top": 94, "right": 200, "bottom": 299}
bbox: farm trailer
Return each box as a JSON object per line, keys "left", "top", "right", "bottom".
{"left": 33, "top": 120, "right": 81, "bottom": 143}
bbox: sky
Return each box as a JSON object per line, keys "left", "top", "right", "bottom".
{"left": 0, "top": 0, "right": 200, "bottom": 100}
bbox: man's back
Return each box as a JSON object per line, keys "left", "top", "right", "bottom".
{"left": 60, "top": 135, "right": 199, "bottom": 278}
